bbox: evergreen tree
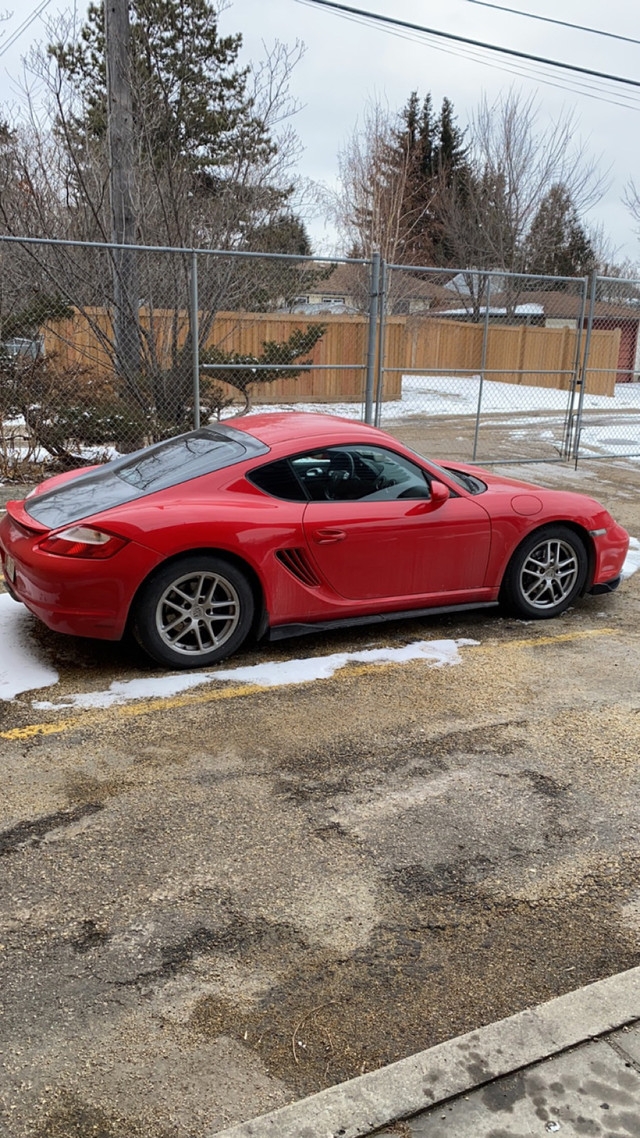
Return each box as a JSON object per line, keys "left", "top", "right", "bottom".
{"left": 248, "top": 213, "right": 313, "bottom": 256}
{"left": 524, "top": 184, "right": 596, "bottom": 281}
{"left": 50, "top": 0, "right": 274, "bottom": 178}
{"left": 417, "top": 94, "right": 435, "bottom": 178}
{"left": 386, "top": 91, "right": 471, "bottom": 265}
{"left": 47, "top": 0, "right": 311, "bottom": 253}
{"left": 434, "top": 97, "right": 468, "bottom": 186}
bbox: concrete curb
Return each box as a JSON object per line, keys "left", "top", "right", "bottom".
{"left": 210, "top": 966, "right": 640, "bottom": 1138}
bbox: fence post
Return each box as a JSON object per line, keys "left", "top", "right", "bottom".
{"left": 364, "top": 251, "right": 381, "bottom": 425}
{"left": 190, "top": 251, "right": 200, "bottom": 429}
{"left": 374, "top": 259, "right": 387, "bottom": 427}
{"left": 472, "top": 274, "right": 491, "bottom": 462}
{"left": 562, "top": 276, "right": 589, "bottom": 458}
{"left": 571, "top": 269, "right": 598, "bottom": 465}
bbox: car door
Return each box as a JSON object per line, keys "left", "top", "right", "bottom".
{"left": 297, "top": 445, "right": 492, "bottom": 602}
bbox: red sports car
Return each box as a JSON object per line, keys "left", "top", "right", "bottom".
{"left": 0, "top": 412, "right": 629, "bottom": 669}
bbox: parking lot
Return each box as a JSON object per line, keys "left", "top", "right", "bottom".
{"left": 1, "top": 453, "right": 640, "bottom": 1138}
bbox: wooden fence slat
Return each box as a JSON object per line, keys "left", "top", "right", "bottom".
{"left": 43, "top": 309, "right": 621, "bottom": 401}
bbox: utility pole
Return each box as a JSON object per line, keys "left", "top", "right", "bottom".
{"left": 104, "top": 0, "right": 140, "bottom": 386}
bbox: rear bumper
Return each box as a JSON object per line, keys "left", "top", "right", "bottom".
{"left": 3, "top": 577, "right": 20, "bottom": 602}
{"left": 0, "top": 514, "right": 160, "bottom": 641}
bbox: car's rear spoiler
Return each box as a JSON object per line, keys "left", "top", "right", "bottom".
{"left": 5, "top": 499, "right": 49, "bottom": 533}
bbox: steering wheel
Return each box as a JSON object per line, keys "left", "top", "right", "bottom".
{"left": 375, "top": 474, "right": 394, "bottom": 491}
{"left": 325, "top": 450, "right": 356, "bottom": 498}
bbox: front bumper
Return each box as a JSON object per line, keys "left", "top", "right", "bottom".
{"left": 589, "top": 575, "right": 621, "bottom": 596}
{"left": 590, "top": 520, "right": 630, "bottom": 589}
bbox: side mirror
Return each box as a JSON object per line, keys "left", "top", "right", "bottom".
{"left": 429, "top": 479, "right": 450, "bottom": 508}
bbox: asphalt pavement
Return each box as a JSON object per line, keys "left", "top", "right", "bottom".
{"left": 212, "top": 966, "right": 640, "bottom": 1138}
{"left": 2, "top": 456, "right": 640, "bottom": 1137}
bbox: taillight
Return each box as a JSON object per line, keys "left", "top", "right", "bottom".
{"left": 38, "top": 525, "right": 128, "bottom": 559}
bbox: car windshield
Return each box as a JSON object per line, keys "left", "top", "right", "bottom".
{"left": 26, "top": 426, "right": 269, "bottom": 529}
{"left": 403, "top": 448, "right": 487, "bottom": 495}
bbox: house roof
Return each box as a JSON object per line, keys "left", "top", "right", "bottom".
{"left": 302, "top": 263, "right": 453, "bottom": 304}
{"left": 438, "top": 303, "right": 544, "bottom": 318}
{"left": 487, "top": 289, "right": 640, "bottom": 323}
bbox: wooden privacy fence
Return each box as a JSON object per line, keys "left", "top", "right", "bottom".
{"left": 404, "top": 318, "right": 620, "bottom": 396}
{"left": 43, "top": 309, "right": 621, "bottom": 401}
{"left": 43, "top": 308, "right": 401, "bottom": 402}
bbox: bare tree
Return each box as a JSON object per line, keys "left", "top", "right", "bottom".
{"left": 441, "top": 89, "right": 606, "bottom": 315}
{"left": 623, "top": 180, "right": 640, "bottom": 273}
{"left": 335, "top": 99, "right": 432, "bottom": 266}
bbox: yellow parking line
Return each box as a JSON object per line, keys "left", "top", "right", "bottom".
{"left": 0, "top": 627, "right": 617, "bottom": 743}
{"left": 498, "top": 627, "right": 616, "bottom": 649}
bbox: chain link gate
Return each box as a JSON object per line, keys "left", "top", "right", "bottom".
{"left": 371, "top": 264, "right": 591, "bottom": 466}
{"left": 570, "top": 272, "right": 640, "bottom": 463}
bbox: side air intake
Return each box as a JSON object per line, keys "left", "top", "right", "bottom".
{"left": 276, "top": 548, "right": 321, "bottom": 587}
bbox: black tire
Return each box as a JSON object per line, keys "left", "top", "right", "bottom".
{"left": 500, "top": 525, "right": 588, "bottom": 620}
{"left": 132, "top": 554, "right": 255, "bottom": 669}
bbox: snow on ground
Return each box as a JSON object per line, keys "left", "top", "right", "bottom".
{"left": 0, "top": 443, "right": 119, "bottom": 466}
{"left": 0, "top": 593, "right": 59, "bottom": 700}
{"left": 33, "top": 638, "right": 480, "bottom": 711}
{"left": 622, "top": 537, "right": 640, "bottom": 580}
{"left": 246, "top": 374, "right": 640, "bottom": 423}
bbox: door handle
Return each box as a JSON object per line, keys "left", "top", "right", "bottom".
{"left": 312, "top": 528, "right": 347, "bottom": 544}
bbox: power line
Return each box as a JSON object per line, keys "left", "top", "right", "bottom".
{"left": 0, "top": 0, "right": 52, "bottom": 59}
{"left": 322, "top": 4, "right": 640, "bottom": 112}
{"left": 462, "top": 0, "right": 640, "bottom": 48}
{"left": 296, "top": 0, "right": 640, "bottom": 90}
{"left": 372, "top": 22, "right": 640, "bottom": 112}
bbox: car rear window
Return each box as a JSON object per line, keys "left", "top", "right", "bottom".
{"left": 26, "top": 426, "right": 269, "bottom": 529}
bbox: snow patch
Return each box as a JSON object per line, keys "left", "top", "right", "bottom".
{"left": 33, "top": 638, "right": 480, "bottom": 711}
{"left": 0, "top": 593, "right": 58, "bottom": 700}
{"left": 622, "top": 537, "right": 640, "bottom": 580}
{"left": 241, "top": 374, "right": 640, "bottom": 425}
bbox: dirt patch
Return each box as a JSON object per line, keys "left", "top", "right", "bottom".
{"left": 188, "top": 854, "right": 640, "bottom": 1099}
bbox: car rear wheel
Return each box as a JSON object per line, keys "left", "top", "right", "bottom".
{"left": 132, "top": 555, "right": 255, "bottom": 668}
{"left": 501, "top": 525, "right": 588, "bottom": 619}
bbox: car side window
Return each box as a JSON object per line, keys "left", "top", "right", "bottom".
{"left": 248, "top": 446, "right": 433, "bottom": 503}
{"left": 290, "top": 446, "right": 432, "bottom": 502}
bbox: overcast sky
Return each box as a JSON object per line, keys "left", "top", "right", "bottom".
{"left": 1, "top": 0, "right": 639, "bottom": 262}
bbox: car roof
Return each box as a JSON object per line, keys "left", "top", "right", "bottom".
{"left": 230, "top": 411, "right": 387, "bottom": 448}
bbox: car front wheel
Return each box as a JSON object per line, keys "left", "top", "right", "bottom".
{"left": 501, "top": 525, "right": 588, "bottom": 619}
{"left": 132, "top": 555, "right": 255, "bottom": 668}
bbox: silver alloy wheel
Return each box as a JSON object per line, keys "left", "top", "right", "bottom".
{"left": 519, "top": 537, "right": 580, "bottom": 610}
{"left": 155, "top": 570, "right": 241, "bottom": 657}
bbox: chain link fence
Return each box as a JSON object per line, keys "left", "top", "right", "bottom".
{"left": 1, "top": 235, "right": 639, "bottom": 478}
{"left": 375, "top": 265, "right": 594, "bottom": 465}
{"left": 571, "top": 273, "right": 640, "bottom": 462}
{"left": 0, "top": 236, "right": 374, "bottom": 478}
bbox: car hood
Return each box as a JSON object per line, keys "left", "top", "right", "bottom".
{"left": 440, "top": 461, "right": 613, "bottom": 521}
{"left": 441, "top": 461, "right": 548, "bottom": 493}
